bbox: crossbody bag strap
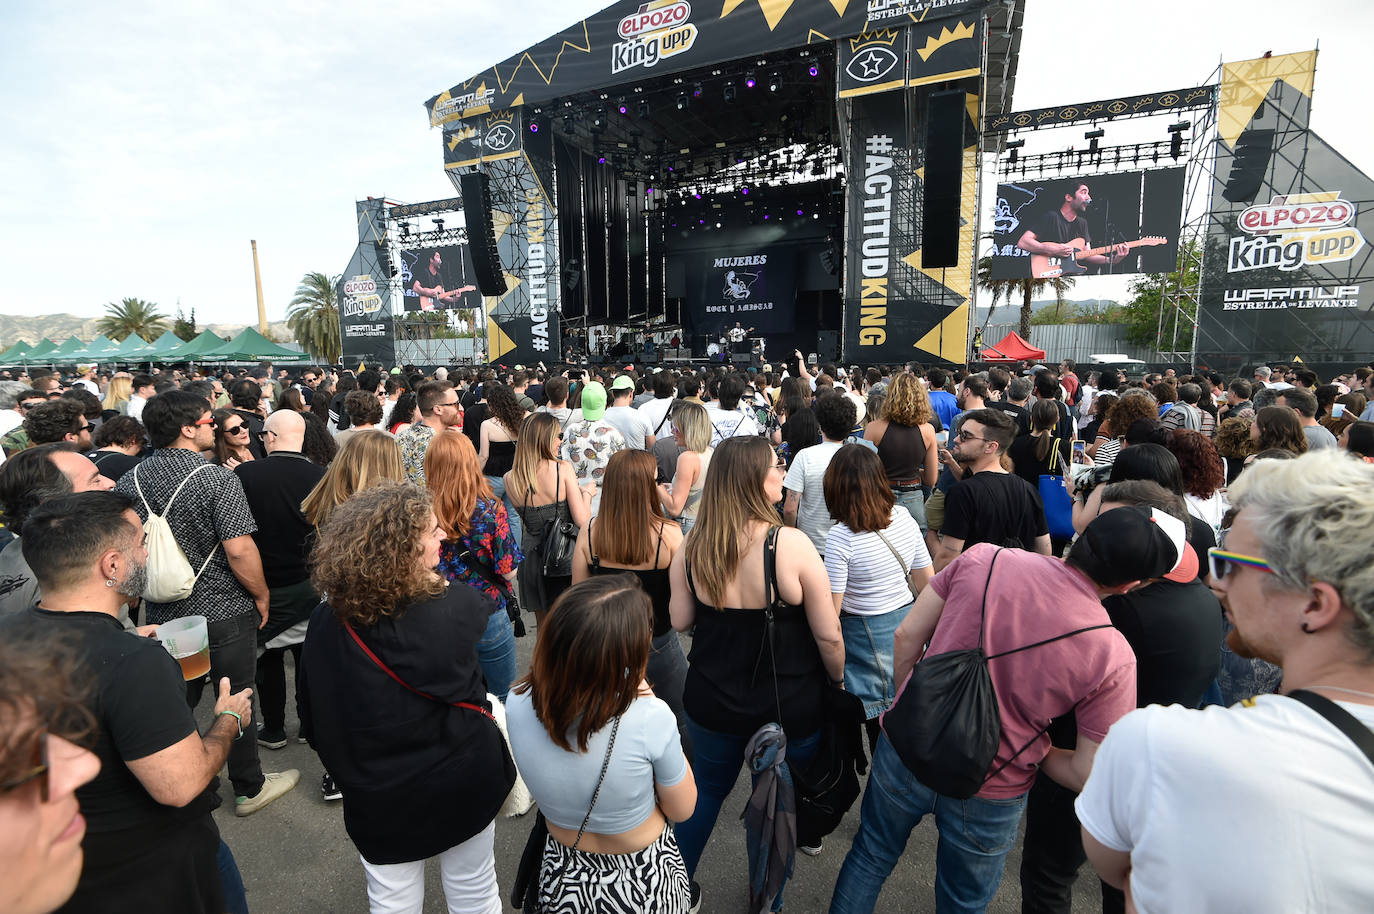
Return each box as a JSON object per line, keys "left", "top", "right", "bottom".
{"left": 1047, "top": 438, "right": 1062, "bottom": 474}
{"left": 343, "top": 622, "right": 495, "bottom": 722}
{"left": 986, "top": 624, "right": 1115, "bottom": 660}
{"left": 873, "top": 529, "right": 916, "bottom": 600}
{"left": 1287, "top": 690, "right": 1374, "bottom": 768}
{"left": 760, "top": 527, "right": 784, "bottom": 722}
{"left": 653, "top": 404, "right": 672, "bottom": 435}
{"left": 571, "top": 716, "right": 620, "bottom": 851}
{"left": 588, "top": 518, "right": 599, "bottom": 570}
{"left": 975, "top": 549, "right": 1002, "bottom": 652}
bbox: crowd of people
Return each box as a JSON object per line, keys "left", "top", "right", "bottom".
{"left": 0, "top": 353, "right": 1372, "bottom": 914}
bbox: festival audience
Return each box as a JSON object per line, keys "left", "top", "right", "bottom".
{"left": 1249, "top": 404, "right": 1309, "bottom": 459}
{"left": 783, "top": 392, "right": 857, "bottom": 557}
{"left": 203, "top": 407, "right": 255, "bottom": 468}
{"left": 396, "top": 380, "right": 460, "bottom": 486}
{"left": 862, "top": 373, "right": 939, "bottom": 533}
{"left": 657, "top": 400, "right": 713, "bottom": 532}
{"left": 477, "top": 382, "right": 526, "bottom": 546}
{"left": 86, "top": 415, "right": 144, "bottom": 481}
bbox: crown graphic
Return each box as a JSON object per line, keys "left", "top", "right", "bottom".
{"left": 487, "top": 109, "right": 516, "bottom": 127}
{"left": 849, "top": 29, "right": 900, "bottom": 53}
{"left": 447, "top": 126, "right": 477, "bottom": 150}
{"left": 918, "top": 21, "right": 975, "bottom": 62}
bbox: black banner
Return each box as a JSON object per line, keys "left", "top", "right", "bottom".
{"left": 488, "top": 312, "right": 560, "bottom": 366}
{"left": 907, "top": 13, "right": 981, "bottom": 87}
{"left": 838, "top": 29, "right": 909, "bottom": 98}
{"left": 443, "top": 109, "right": 524, "bottom": 170}
{"left": 987, "top": 168, "right": 1183, "bottom": 280}
{"left": 400, "top": 244, "right": 482, "bottom": 312}
{"left": 985, "top": 85, "right": 1215, "bottom": 134}
{"left": 338, "top": 199, "right": 396, "bottom": 369}
{"left": 685, "top": 246, "right": 797, "bottom": 338}
{"left": 1196, "top": 51, "right": 1374, "bottom": 371}
{"left": 425, "top": 0, "right": 992, "bottom": 123}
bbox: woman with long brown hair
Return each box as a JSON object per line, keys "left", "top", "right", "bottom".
{"left": 301, "top": 430, "right": 403, "bottom": 528}
{"left": 862, "top": 372, "right": 939, "bottom": 533}
{"left": 1007, "top": 398, "right": 1073, "bottom": 487}
{"left": 668, "top": 436, "right": 843, "bottom": 909}
{"left": 573, "top": 449, "right": 689, "bottom": 752}
{"left": 478, "top": 382, "right": 527, "bottom": 548}
{"left": 504, "top": 411, "right": 592, "bottom": 627}
{"left": 300, "top": 482, "right": 514, "bottom": 913}
{"left": 202, "top": 407, "right": 255, "bottom": 468}
{"left": 1249, "top": 405, "right": 1309, "bottom": 458}
{"left": 427, "top": 432, "right": 522, "bottom": 700}
{"left": 822, "top": 444, "right": 933, "bottom": 747}
{"left": 506, "top": 577, "right": 697, "bottom": 912}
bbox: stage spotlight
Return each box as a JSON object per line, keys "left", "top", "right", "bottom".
{"left": 745, "top": 70, "right": 756, "bottom": 89}
{"left": 796, "top": 208, "right": 804, "bottom": 216}
{"left": 562, "top": 115, "right": 574, "bottom": 132}
{"left": 433, "top": 218, "right": 444, "bottom": 231}
{"left": 715, "top": 222, "right": 722, "bottom": 228}
{"left": 598, "top": 155, "right": 607, "bottom": 164}
{"left": 676, "top": 93, "right": 689, "bottom": 111}
{"left": 638, "top": 100, "right": 650, "bottom": 118}
{"left": 768, "top": 71, "right": 781, "bottom": 92}
{"left": 741, "top": 185, "right": 749, "bottom": 195}
{"left": 1006, "top": 137, "right": 1024, "bottom": 167}
{"left": 1084, "top": 127, "right": 1103, "bottom": 153}
{"left": 1168, "top": 121, "right": 1189, "bottom": 160}
{"left": 723, "top": 81, "right": 736, "bottom": 103}
{"left": 529, "top": 121, "right": 540, "bottom": 133}
{"left": 692, "top": 82, "right": 703, "bottom": 98}
{"left": 617, "top": 97, "right": 628, "bottom": 115}
{"left": 594, "top": 108, "right": 607, "bottom": 129}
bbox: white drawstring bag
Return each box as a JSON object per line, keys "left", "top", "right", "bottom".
{"left": 133, "top": 464, "right": 219, "bottom": 603}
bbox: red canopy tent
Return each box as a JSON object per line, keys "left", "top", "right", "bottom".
{"left": 982, "top": 331, "right": 1046, "bottom": 363}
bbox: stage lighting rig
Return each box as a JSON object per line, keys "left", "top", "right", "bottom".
{"left": 1005, "top": 137, "right": 1024, "bottom": 166}
{"left": 723, "top": 81, "right": 736, "bottom": 103}
{"left": 768, "top": 71, "right": 781, "bottom": 92}
{"left": 594, "top": 108, "right": 607, "bottom": 130}
{"left": 639, "top": 100, "right": 650, "bottom": 118}
{"left": 744, "top": 70, "right": 756, "bottom": 89}
{"left": 433, "top": 218, "right": 444, "bottom": 231}
{"left": 676, "top": 93, "right": 688, "bottom": 111}
{"left": 1084, "top": 128, "right": 1103, "bottom": 152}
{"left": 1168, "top": 120, "right": 1189, "bottom": 160}
{"left": 617, "top": 96, "right": 628, "bottom": 115}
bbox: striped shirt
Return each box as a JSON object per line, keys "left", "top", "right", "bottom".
{"left": 825, "top": 507, "right": 931, "bottom": 616}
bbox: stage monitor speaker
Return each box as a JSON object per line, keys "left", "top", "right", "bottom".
{"left": 458, "top": 172, "right": 508, "bottom": 296}
{"left": 1222, "top": 128, "right": 1275, "bottom": 203}
{"left": 816, "top": 329, "right": 841, "bottom": 363}
{"left": 922, "top": 90, "right": 966, "bottom": 269}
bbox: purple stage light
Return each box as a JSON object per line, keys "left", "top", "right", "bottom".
{"left": 529, "top": 122, "right": 539, "bottom": 133}
{"left": 741, "top": 186, "right": 749, "bottom": 195}
{"left": 698, "top": 219, "right": 705, "bottom": 224}
{"left": 618, "top": 104, "right": 628, "bottom": 114}
{"left": 598, "top": 156, "right": 606, "bottom": 164}
{"left": 808, "top": 64, "right": 819, "bottom": 77}
{"left": 693, "top": 192, "right": 701, "bottom": 199}
{"left": 745, "top": 76, "right": 756, "bottom": 89}
{"left": 764, "top": 214, "right": 771, "bottom": 220}
{"left": 796, "top": 208, "right": 804, "bottom": 216}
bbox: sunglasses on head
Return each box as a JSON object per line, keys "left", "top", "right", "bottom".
{"left": 1206, "top": 547, "right": 1276, "bottom": 581}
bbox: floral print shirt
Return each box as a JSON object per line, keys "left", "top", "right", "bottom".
{"left": 395, "top": 422, "right": 437, "bottom": 486}
{"left": 561, "top": 419, "right": 626, "bottom": 485}
{"left": 437, "top": 497, "right": 523, "bottom": 612}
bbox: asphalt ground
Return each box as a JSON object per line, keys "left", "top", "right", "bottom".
{"left": 204, "top": 630, "right": 1101, "bottom": 913}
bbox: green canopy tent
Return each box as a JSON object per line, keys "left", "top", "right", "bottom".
{"left": 117, "top": 330, "right": 186, "bottom": 362}
{"left": 56, "top": 335, "right": 117, "bottom": 364}
{"left": 157, "top": 330, "right": 230, "bottom": 362}
{"left": 0, "top": 340, "right": 32, "bottom": 364}
{"left": 113, "top": 333, "right": 153, "bottom": 356}
{"left": 20, "top": 339, "right": 60, "bottom": 365}
{"left": 199, "top": 328, "right": 309, "bottom": 363}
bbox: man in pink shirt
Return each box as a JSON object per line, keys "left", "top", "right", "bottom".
{"left": 829, "top": 506, "right": 1192, "bottom": 914}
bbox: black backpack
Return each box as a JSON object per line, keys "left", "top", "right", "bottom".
{"left": 882, "top": 549, "right": 1111, "bottom": 798}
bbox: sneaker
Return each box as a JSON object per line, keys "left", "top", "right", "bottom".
{"left": 234, "top": 770, "right": 300, "bottom": 816}
{"left": 798, "top": 840, "right": 823, "bottom": 856}
{"left": 258, "top": 727, "right": 288, "bottom": 750}
{"left": 689, "top": 882, "right": 701, "bottom": 914}
{"left": 321, "top": 772, "right": 342, "bottom": 802}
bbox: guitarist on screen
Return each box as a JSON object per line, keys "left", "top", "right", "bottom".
{"left": 411, "top": 249, "right": 476, "bottom": 311}
{"left": 1016, "top": 182, "right": 1130, "bottom": 275}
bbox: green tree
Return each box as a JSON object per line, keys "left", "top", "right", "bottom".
{"left": 976, "top": 257, "right": 1075, "bottom": 340}
{"left": 172, "top": 304, "right": 197, "bottom": 342}
{"left": 97, "top": 298, "right": 168, "bottom": 342}
{"left": 1119, "top": 239, "right": 1201, "bottom": 351}
{"left": 287, "top": 272, "right": 341, "bottom": 365}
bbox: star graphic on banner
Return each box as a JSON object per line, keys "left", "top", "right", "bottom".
{"left": 858, "top": 50, "right": 885, "bottom": 77}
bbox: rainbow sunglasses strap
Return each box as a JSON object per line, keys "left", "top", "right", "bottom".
{"left": 1210, "top": 548, "right": 1273, "bottom": 572}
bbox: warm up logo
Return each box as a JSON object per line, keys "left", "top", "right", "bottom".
{"left": 613, "top": 0, "right": 697, "bottom": 74}
{"left": 1228, "top": 192, "right": 1365, "bottom": 272}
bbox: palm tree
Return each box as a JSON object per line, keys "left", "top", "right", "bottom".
{"left": 975, "top": 257, "right": 1075, "bottom": 341}
{"left": 97, "top": 298, "right": 168, "bottom": 342}
{"left": 287, "top": 272, "right": 341, "bottom": 365}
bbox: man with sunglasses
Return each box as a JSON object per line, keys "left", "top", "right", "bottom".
{"left": 1, "top": 491, "right": 253, "bottom": 914}
{"left": 1077, "top": 450, "right": 1374, "bottom": 913}
{"left": 397, "top": 380, "right": 461, "bottom": 486}
{"left": 21, "top": 400, "right": 92, "bottom": 452}
{"left": 932, "top": 408, "right": 1050, "bottom": 572}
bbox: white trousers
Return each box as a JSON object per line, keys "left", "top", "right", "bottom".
{"left": 359, "top": 822, "right": 501, "bottom": 914}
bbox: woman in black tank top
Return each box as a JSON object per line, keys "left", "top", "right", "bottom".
{"left": 572, "top": 450, "right": 690, "bottom": 757}
{"left": 863, "top": 374, "right": 939, "bottom": 533}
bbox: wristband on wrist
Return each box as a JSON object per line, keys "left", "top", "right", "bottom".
{"left": 217, "top": 710, "right": 244, "bottom": 740}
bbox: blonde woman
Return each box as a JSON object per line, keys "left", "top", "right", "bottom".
{"left": 656, "top": 400, "right": 712, "bottom": 533}
{"left": 102, "top": 375, "right": 132, "bottom": 416}
{"left": 301, "top": 430, "right": 404, "bottom": 528}
{"left": 861, "top": 373, "right": 939, "bottom": 533}
{"left": 669, "top": 436, "right": 843, "bottom": 910}
{"left": 504, "top": 412, "right": 592, "bottom": 627}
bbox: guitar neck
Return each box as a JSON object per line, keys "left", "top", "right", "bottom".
{"left": 1078, "top": 238, "right": 1151, "bottom": 258}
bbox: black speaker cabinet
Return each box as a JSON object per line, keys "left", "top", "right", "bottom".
{"left": 922, "top": 90, "right": 966, "bottom": 269}
{"left": 459, "top": 172, "right": 508, "bottom": 296}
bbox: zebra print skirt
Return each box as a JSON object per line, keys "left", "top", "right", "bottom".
{"left": 536, "top": 825, "right": 691, "bottom": 913}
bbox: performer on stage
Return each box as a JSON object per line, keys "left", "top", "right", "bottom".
{"left": 1016, "top": 183, "right": 1130, "bottom": 273}
{"left": 725, "top": 320, "right": 756, "bottom": 347}
{"left": 410, "top": 250, "right": 475, "bottom": 311}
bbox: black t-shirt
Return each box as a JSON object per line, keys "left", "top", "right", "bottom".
{"left": 1185, "top": 515, "right": 1216, "bottom": 581}
{"left": 987, "top": 401, "right": 1031, "bottom": 436}
{"left": 940, "top": 470, "right": 1048, "bottom": 550}
{"left": 1005, "top": 433, "right": 1072, "bottom": 488}
{"left": 234, "top": 452, "right": 327, "bottom": 588}
{"left": 462, "top": 402, "right": 489, "bottom": 450}
{"left": 1102, "top": 579, "right": 1223, "bottom": 708}
{"left": 0, "top": 608, "right": 214, "bottom": 833}
{"left": 1032, "top": 208, "right": 1091, "bottom": 246}
{"left": 86, "top": 449, "right": 141, "bottom": 482}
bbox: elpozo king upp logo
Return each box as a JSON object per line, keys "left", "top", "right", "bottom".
{"left": 613, "top": 0, "right": 697, "bottom": 75}
{"left": 1228, "top": 192, "right": 1365, "bottom": 272}
{"left": 341, "top": 275, "right": 382, "bottom": 318}
{"left": 846, "top": 30, "right": 901, "bottom": 84}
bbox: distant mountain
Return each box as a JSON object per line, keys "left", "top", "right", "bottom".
{"left": 975, "top": 297, "right": 1120, "bottom": 321}
{"left": 0, "top": 313, "right": 293, "bottom": 348}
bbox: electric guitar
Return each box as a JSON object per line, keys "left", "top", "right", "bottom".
{"left": 1030, "top": 236, "right": 1168, "bottom": 279}
{"left": 419, "top": 284, "right": 477, "bottom": 310}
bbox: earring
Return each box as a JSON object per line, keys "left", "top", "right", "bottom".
{"left": 1301, "top": 622, "right": 1314, "bottom": 634}
{"left": 105, "top": 579, "right": 117, "bottom": 588}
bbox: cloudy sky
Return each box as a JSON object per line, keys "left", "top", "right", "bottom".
{"left": 2, "top": 0, "right": 1369, "bottom": 326}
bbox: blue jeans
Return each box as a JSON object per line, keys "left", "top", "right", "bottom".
{"left": 841, "top": 604, "right": 911, "bottom": 720}
{"left": 676, "top": 717, "right": 820, "bottom": 911}
{"left": 648, "top": 631, "right": 692, "bottom": 761}
{"left": 486, "top": 475, "right": 522, "bottom": 547}
{"left": 892, "top": 487, "right": 928, "bottom": 534}
{"left": 830, "top": 735, "right": 1027, "bottom": 914}
{"left": 476, "top": 608, "right": 516, "bottom": 701}
{"left": 217, "top": 839, "right": 249, "bottom": 914}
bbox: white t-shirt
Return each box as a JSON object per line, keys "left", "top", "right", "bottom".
{"left": 637, "top": 397, "right": 675, "bottom": 438}
{"left": 783, "top": 440, "right": 843, "bottom": 555}
{"left": 1076, "top": 695, "right": 1374, "bottom": 914}
{"left": 0, "top": 409, "right": 21, "bottom": 437}
{"left": 825, "top": 506, "right": 931, "bottom": 615}
{"left": 704, "top": 403, "right": 761, "bottom": 448}
{"left": 604, "top": 405, "right": 653, "bottom": 450}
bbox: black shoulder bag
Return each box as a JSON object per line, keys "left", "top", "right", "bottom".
{"left": 457, "top": 542, "right": 525, "bottom": 638}
{"left": 883, "top": 549, "right": 1112, "bottom": 799}
{"left": 1287, "top": 690, "right": 1374, "bottom": 767}
{"left": 758, "top": 528, "right": 867, "bottom": 847}
{"left": 538, "top": 468, "right": 579, "bottom": 578}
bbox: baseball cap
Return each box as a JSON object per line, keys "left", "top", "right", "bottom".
{"left": 610, "top": 375, "right": 635, "bottom": 391}
{"left": 580, "top": 381, "right": 608, "bottom": 421}
{"left": 390, "top": 367, "right": 402, "bottom": 375}
{"left": 1075, "top": 505, "right": 1198, "bottom": 585}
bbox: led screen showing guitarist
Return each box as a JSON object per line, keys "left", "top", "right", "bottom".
{"left": 408, "top": 249, "right": 476, "bottom": 311}
{"left": 1017, "top": 183, "right": 1132, "bottom": 274}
